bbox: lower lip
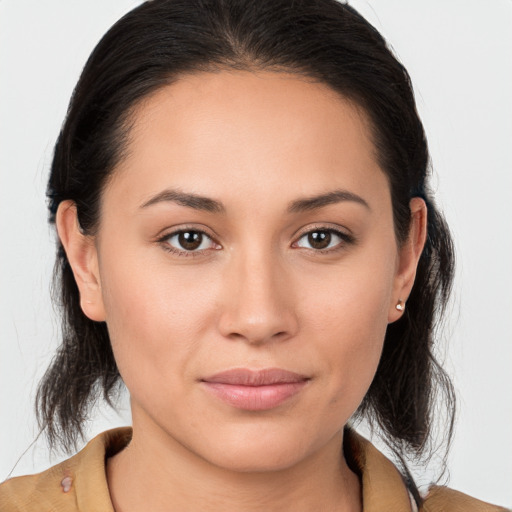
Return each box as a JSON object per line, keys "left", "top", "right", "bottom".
{"left": 201, "top": 381, "right": 308, "bottom": 411}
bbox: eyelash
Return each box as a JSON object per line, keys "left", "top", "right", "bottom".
{"left": 157, "top": 226, "right": 355, "bottom": 258}
{"left": 157, "top": 227, "right": 219, "bottom": 258}
{"left": 292, "top": 226, "right": 355, "bottom": 254}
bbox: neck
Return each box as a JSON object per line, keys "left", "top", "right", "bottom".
{"left": 107, "top": 416, "right": 361, "bottom": 512}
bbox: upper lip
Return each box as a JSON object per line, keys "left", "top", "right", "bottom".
{"left": 201, "top": 368, "right": 309, "bottom": 386}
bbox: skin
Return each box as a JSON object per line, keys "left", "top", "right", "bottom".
{"left": 57, "top": 70, "right": 426, "bottom": 511}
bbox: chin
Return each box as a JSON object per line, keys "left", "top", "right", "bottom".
{"left": 189, "top": 423, "right": 324, "bottom": 474}
{"left": 206, "top": 444, "right": 306, "bottom": 473}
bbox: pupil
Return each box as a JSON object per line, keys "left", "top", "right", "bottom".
{"left": 178, "top": 231, "right": 202, "bottom": 250}
{"left": 308, "top": 231, "right": 331, "bottom": 249}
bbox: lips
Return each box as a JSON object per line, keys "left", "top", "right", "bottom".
{"left": 200, "top": 368, "right": 310, "bottom": 411}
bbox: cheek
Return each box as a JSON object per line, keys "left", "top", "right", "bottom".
{"left": 300, "top": 254, "right": 395, "bottom": 408}
{"left": 315, "top": 294, "right": 387, "bottom": 378}
{"left": 97, "top": 250, "right": 217, "bottom": 392}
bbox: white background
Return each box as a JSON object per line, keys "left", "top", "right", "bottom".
{"left": 1, "top": 0, "right": 511, "bottom": 507}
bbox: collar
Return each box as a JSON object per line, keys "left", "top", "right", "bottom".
{"left": 75, "top": 427, "right": 415, "bottom": 511}
{"left": 344, "top": 429, "right": 417, "bottom": 512}
{"left": 1, "top": 427, "right": 415, "bottom": 511}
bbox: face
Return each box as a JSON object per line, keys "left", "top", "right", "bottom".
{"left": 60, "top": 70, "right": 424, "bottom": 472}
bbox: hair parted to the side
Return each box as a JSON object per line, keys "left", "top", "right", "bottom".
{"left": 37, "top": 0, "right": 455, "bottom": 504}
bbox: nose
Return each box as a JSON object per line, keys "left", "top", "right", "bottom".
{"left": 217, "top": 249, "right": 299, "bottom": 345}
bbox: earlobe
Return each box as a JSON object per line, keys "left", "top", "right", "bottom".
{"left": 55, "top": 200, "right": 106, "bottom": 322}
{"left": 388, "top": 197, "right": 427, "bottom": 323}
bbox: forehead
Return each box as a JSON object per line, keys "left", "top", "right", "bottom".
{"left": 104, "top": 70, "right": 387, "bottom": 214}
{"left": 129, "top": 69, "right": 374, "bottom": 159}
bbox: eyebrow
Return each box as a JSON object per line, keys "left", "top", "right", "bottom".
{"left": 287, "top": 189, "right": 370, "bottom": 213}
{"left": 140, "top": 188, "right": 370, "bottom": 214}
{"left": 141, "top": 189, "right": 225, "bottom": 213}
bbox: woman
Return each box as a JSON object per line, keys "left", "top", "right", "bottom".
{"left": 0, "top": 0, "right": 509, "bottom": 510}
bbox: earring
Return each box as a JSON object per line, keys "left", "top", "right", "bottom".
{"left": 395, "top": 299, "right": 405, "bottom": 311}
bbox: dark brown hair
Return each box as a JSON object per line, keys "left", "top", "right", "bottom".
{"left": 38, "top": 0, "right": 455, "bottom": 504}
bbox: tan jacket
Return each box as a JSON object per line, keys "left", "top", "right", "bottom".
{"left": 0, "top": 427, "right": 508, "bottom": 511}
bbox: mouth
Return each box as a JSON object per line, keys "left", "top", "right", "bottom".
{"left": 200, "top": 368, "right": 310, "bottom": 411}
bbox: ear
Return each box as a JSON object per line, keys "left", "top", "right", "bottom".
{"left": 56, "top": 200, "right": 106, "bottom": 322}
{"left": 388, "top": 197, "right": 427, "bottom": 323}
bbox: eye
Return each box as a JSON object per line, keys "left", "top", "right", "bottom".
{"left": 294, "top": 228, "right": 352, "bottom": 252}
{"left": 160, "top": 229, "right": 219, "bottom": 255}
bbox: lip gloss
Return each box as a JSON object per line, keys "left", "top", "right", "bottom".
{"left": 201, "top": 368, "right": 309, "bottom": 411}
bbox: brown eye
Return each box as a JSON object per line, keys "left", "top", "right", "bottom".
{"left": 295, "top": 228, "right": 350, "bottom": 252}
{"left": 178, "top": 231, "right": 203, "bottom": 250}
{"left": 164, "top": 230, "right": 218, "bottom": 253}
{"left": 307, "top": 231, "right": 331, "bottom": 249}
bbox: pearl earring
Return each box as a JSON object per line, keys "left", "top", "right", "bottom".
{"left": 395, "top": 299, "right": 405, "bottom": 311}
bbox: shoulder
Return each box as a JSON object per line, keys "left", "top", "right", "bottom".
{"left": 421, "top": 485, "right": 510, "bottom": 512}
{"left": 345, "top": 428, "right": 509, "bottom": 512}
{"left": 0, "top": 427, "right": 131, "bottom": 512}
{"left": 0, "top": 463, "right": 68, "bottom": 511}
